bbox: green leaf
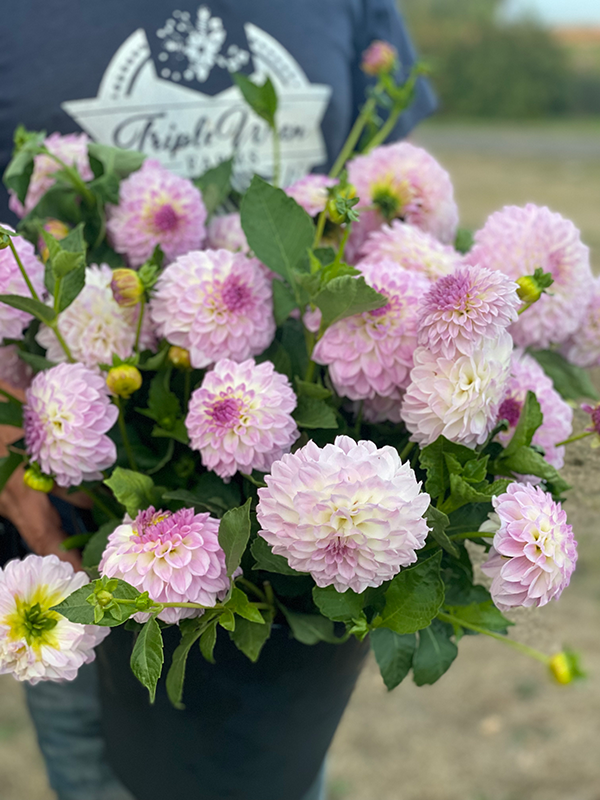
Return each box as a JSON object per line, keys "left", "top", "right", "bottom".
{"left": 250, "top": 536, "right": 302, "bottom": 576}
{"left": 163, "top": 474, "right": 240, "bottom": 517}
{"left": 446, "top": 600, "right": 513, "bottom": 634}
{"left": 193, "top": 159, "right": 233, "bottom": 216}
{"left": 0, "top": 396, "right": 23, "bottom": 428}
{"left": 375, "top": 552, "right": 444, "bottom": 635}
{"left": 312, "top": 585, "right": 364, "bottom": 622}
{"left": 240, "top": 176, "right": 315, "bottom": 283}
{"left": 151, "top": 420, "right": 189, "bottom": 445}
{"left": 293, "top": 396, "right": 338, "bottom": 430}
{"left": 224, "top": 587, "right": 266, "bottom": 624}
{"left": 87, "top": 143, "right": 145, "bottom": 179}
{"left": 52, "top": 578, "right": 140, "bottom": 627}
{"left": 443, "top": 474, "right": 511, "bottom": 514}
{"left": 229, "top": 609, "right": 273, "bottom": 662}
{"left": 104, "top": 468, "right": 156, "bottom": 517}
{"left": 312, "top": 275, "right": 386, "bottom": 329}
{"left": 494, "top": 446, "right": 570, "bottom": 496}
{"left": 218, "top": 498, "right": 252, "bottom": 577}
{"left": 294, "top": 378, "right": 331, "bottom": 400}
{"left": 139, "top": 370, "right": 182, "bottom": 430}
{"left": 0, "top": 451, "right": 25, "bottom": 494}
{"left": 81, "top": 521, "right": 119, "bottom": 568}
{"left": 370, "top": 629, "right": 416, "bottom": 690}
{"left": 199, "top": 618, "right": 218, "bottom": 664}
{"left": 130, "top": 618, "right": 164, "bottom": 703}
{"left": 424, "top": 506, "right": 459, "bottom": 558}
{"left": 419, "top": 437, "right": 480, "bottom": 499}
{"left": 56, "top": 265, "right": 86, "bottom": 312}
{"left": 0, "top": 295, "right": 56, "bottom": 325}
{"left": 3, "top": 127, "right": 45, "bottom": 203}
{"left": 231, "top": 73, "right": 278, "bottom": 128}
{"left": 502, "top": 391, "right": 543, "bottom": 457}
{"left": 412, "top": 620, "right": 458, "bottom": 686}
{"left": 272, "top": 279, "right": 298, "bottom": 326}
{"left": 166, "top": 618, "right": 208, "bottom": 708}
{"left": 454, "top": 228, "right": 474, "bottom": 254}
{"left": 529, "top": 349, "right": 599, "bottom": 402}
{"left": 16, "top": 351, "right": 56, "bottom": 372}
{"left": 218, "top": 609, "right": 236, "bottom": 631}
{"left": 280, "top": 607, "right": 338, "bottom": 645}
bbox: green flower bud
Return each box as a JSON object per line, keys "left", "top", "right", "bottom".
{"left": 23, "top": 467, "right": 54, "bottom": 493}
{"left": 106, "top": 365, "right": 142, "bottom": 399}
{"left": 549, "top": 650, "right": 585, "bottom": 685}
{"left": 516, "top": 276, "right": 542, "bottom": 305}
{"left": 168, "top": 345, "right": 191, "bottom": 370}
{"left": 110, "top": 269, "right": 144, "bottom": 308}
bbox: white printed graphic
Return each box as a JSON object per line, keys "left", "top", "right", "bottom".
{"left": 62, "top": 8, "right": 331, "bottom": 186}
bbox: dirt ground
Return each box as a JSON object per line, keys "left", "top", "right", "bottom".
{"left": 0, "top": 121, "right": 599, "bottom": 800}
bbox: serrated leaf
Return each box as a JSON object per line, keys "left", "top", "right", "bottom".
{"left": 312, "top": 585, "right": 364, "bottom": 622}
{"left": 199, "top": 618, "right": 218, "bottom": 664}
{"left": 272, "top": 279, "right": 297, "bottom": 326}
{"left": 56, "top": 265, "right": 86, "bottom": 312}
{"left": 0, "top": 295, "right": 56, "bottom": 325}
{"left": 412, "top": 620, "right": 458, "bottom": 686}
{"left": 52, "top": 578, "right": 140, "bottom": 627}
{"left": 104, "top": 468, "right": 156, "bottom": 517}
{"left": 280, "top": 607, "right": 338, "bottom": 645}
{"left": 494, "top": 446, "right": 570, "bottom": 496}
{"left": 87, "top": 143, "right": 145, "bottom": 178}
{"left": 293, "top": 396, "right": 338, "bottom": 429}
{"left": 529, "top": 349, "right": 599, "bottom": 402}
{"left": 130, "top": 618, "right": 164, "bottom": 703}
{"left": 230, "top": 609, "right": 273, "bottom": 662}
{"left": 166, "top": 618, "right": 209, "bottom": 708}
{"left": 294, "top": 378, "right": 331, "bottom": 400}
{"left": 250, "top": 536, "right": 302, "bottom": 575}
{"left": 502, "top": 391, "right": 543, "bottom": 457}
{"left": 419, "top": 437, "right": 480, "bottom": 499}
{"left": 224, "top": 587, "right": 265, "bottom": 624}
{"left": 375, "top": 552, "right": 444, "bottom": 635}
{"left": 232, "top": 73, "right": 278, "bottom": 128}
{"left": 218, "top": 498, "right": 252, "bottom": 577}
{"left": 446, "top": 600, "right": 513, "bottom": 634}
{"left": 151, "top": 420, "right": 189, "bottom": 445}
{"left": 371, "top": 629, "right": 416, "bottom": 690}
{"left": 313, "top": 275, "right": 386, "bottom": 329}
{"left": 424, "top": 506, "right": 459, "bottom": 557}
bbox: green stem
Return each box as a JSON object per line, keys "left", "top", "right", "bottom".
{"left": 313, "top": 209, "right": 327, "bottom": 249}
{"left": 134, "top": 296, "right": 145, "bottom": 353}
{"left": 241, "top": 472, "right": 267, "bottom": 488}
{"left": 437, "top": 611, "right": 550, "bottom": 666}
{"left": 237, "top": 578, "right": 268, "bottom": 603}
{"left": 53, "top": 278, "right": 61, "bottom": 313}
{"left": 8, "top": 237, "right": 40, "bottom": 301}
{"left": 399, "top": 441, "right": 415, "bottom": 462}
{"left": 556, "top": 431, "right": 593, "bottom": 447}
{"left": 361, "top": 69, "right": 420, "bottom": 154}
{"left": 45, "top": 151, "right": 95, "bottom": 207}
{"left": 271, "top": 124, "right": 281, "bottom": 188}
{"left": 333, "top": 223, "right": 351, "bottom": 266}
{"left": 115, "top": 396, "right": 137, "bottom": 471}
{"left": 49, "top": 322, "right": 75, "bottom": 363}
{"left": 304, "top": 358, "right": 317, "bottom": 383}
{"left": 76, "top": 485, "right": 118, "bottom": 519}
{"left": 329, "top": 95, "right": 378, "bottom": 179}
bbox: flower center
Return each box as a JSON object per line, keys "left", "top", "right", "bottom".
{"left": 220, "top": 274, "right": 253, "bottom": 312}
{"left": 371, "top": 178, "right": 411, "bottom": 221}
{"left": 208, "top": 397, "right": 240, "bottom": 427}
{"left": 4, "top": 595, "right": 61, "bottom": 651}
{"left": 498, "top": 397, "right": 522, "bottom": 428}
{"left": 154, "top": 203, "right": 180, "bottom": 232}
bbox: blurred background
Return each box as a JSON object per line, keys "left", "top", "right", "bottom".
{"left": 1, "top": 1, "right": 599, "bottom": 798}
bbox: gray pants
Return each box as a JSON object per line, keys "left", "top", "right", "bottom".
{"left": 25, "top": 662, "right": 327, "bottom": 800}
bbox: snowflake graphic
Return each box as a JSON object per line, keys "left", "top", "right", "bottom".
{"left": 156, "top": 6, "right": 250, "bottom": 83}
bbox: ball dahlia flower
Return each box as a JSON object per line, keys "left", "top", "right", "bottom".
{"left": 0, "top": 555, "right": 109, "bottom": 684}
{"left": 23, "top": 363, "right": 118, "bottom": 487}
{"left": 256, "top": 435, "right": 430, "bottom": 593}
{"left": 347, "top": 142, "right": 459, "bottom": 244}
{"left": 465, "top": 204, "right": 592, "bottom": 349}
{"left": 0, "top": 345, "right": 32, "bottom": 390}
{"left": 418, "top": 265, "right": 520, "bottom": 358}
{"left": 284, "top": 174, "right": 337, "bottom": 217}
{"left": 206, "top": 212, "right": 249, "bottom": 253}
{"left": 561, "top": 277, "right": 600, "bottom": 368}
{"left": 359, "top": 221, "right": 462, "bottom": 281}
{"left": 312, "top": 261, "right": 430, "bottom": 400}
{"left": 186, "top": 358, "right": 299, "bottom": 479}
{"left": 37, "top": 265, "right": 155, "bottom": 367}
{"left": 481, "top": 483, "right": 577, "bottom": 611}
{"left": 0, "top": 229, "right": 46, "bottom": 340}
{"left": 8, "top": 133, "right": 93, "bottom": 218}
{"left": 99, "top": 507, "right": 230, "bottom": 623}
{"left": 106, "top": 159, "right": 207, "bottom": 267}
{"left": 401, "top": 332, "right": 513, "bottom": 447}
{"left": 150, "top": 249, "right": 275, "bottom": 369}
{"left": 497, "top": 351, "right": 572, "bottom": 469}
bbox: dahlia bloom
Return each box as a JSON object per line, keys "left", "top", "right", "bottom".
{"left": 8, "top": 133, "right": 93, "bottom": 218}
{"left": 206, "top": 213, "right": 249, "bottom": 253}
{"left": 312, "top": 261, "right": 430, "bottom": 400}
{"left": 561, "top": 277, "right": 600, "bottom": 368}
{"left": 186, "top": 358, "right": 298, "bottom": 479}
{"left": 481, "top": 483, "right": 577, "bottom": 611}
{"left": 37, "top": 265, "right": 155, "bottom": 367}
{"left": 256, "top": 436, "right": 430, "bottom": 593}
{"left": 418, "top": 265, "right": 520, "bottom": 358}
{"left": 0, "top": 229, "right": 46, "bottom": 340}
{"left": 106, "top": 159, "right": 207, "bottom": 267}
{"left": 401, "top": 332, "right": 513, "bottom": 447}
{"left": 361, "top": 390, "right": 404, "bottom": 424}
{"left": 359, "top": 221, "right": 462, "bottom": 281}
{"left": 150, "top": 249, "right": 275, "bottom": 369}
{"left": 100, "top": 507, "right": 230, "bottom": 623}
{"left": 284, "top": 174, "right": 337, "bottom": 217}
{"left": 361, "top": 40, "right": 398, "bottom": 76}
{"left": 347, "top": 142, "right": 459, "bottom": 244}
{"left": 0, "top": 555, "right": 109, "bottom": 684}
{"left": 497, "top": 351, "right": 572, "bottom": 469}
{"left": 0, "top": 345, "right": 32, "bottom": 390}
{"left": 23, "top": 363, "right": 118, "bottom": 487}
{"left": 466, "top": 204, "right": 592, "bottom": 349}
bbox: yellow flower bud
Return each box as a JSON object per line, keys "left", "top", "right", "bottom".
{"left": 168, "top": 346, "right": 191, "bottom": 370}
{"left": 23, "top": 467, "right": 54, "bottom": 493}
{"left": 516, "top": 275, "right": 542, "bottom": 305}
{"left": 549, "top": 652, "right": 578, "bottom": 685}
{"left": 110, "top": 269, "right": 144, "bottom": 308}
{"left": 40, "top": 219, "right": 70, "bottom": 263}
{"left": 106, "top": 365, "right": 142, "bottom": 399}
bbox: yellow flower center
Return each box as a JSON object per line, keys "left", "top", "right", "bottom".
{"left": 3, "top": 585, "right": 63, "bottom": 652}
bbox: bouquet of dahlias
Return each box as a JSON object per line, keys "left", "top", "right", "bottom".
{"left": 0, "top": 44, "right": 597, "bottom": 702}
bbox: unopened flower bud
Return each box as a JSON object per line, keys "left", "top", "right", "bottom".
{"left": 361, "top": 40, "right": 398, "bottom": 76}
{"left": 516, "top": 275, "right": 542, "bottom": 305}
{"left": 39, "top": 219, "right": 70, "bottom": 263}
{"left": 549, "top": 650, "right": 584, "bottom": 685}
{"left": 23, "top": 467, "right": 54, "bottom": 493}
{"left": 106, "top": 365, "right": 142, "bottom": 398}
{"left": 110, "top": 268, "right": 144, "bottom": 308}
{"left": 95, "top": 590, "right": 114, "bottom": 608}
{"left": 326, "top": 186, "right": 358, "bottom": 225}
{"left": 168, "top": 345, "right": 191, "bottom": 370}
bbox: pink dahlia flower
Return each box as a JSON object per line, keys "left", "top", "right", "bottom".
{"left": 9, "top": 133, "right": 93, "bottom": 218}
{"left": 359, "top": 222, "right": 462, "bottom": 280}
{"left": 466, "top": 204, "right": 592, "bottom": 349}
{"left": 206, "top": 213, "right": 249, "bottom": 253}
{"left": 418, "top": 265, "right": 520, "bottom": 358}
{"left": 481, "top": 483, "right": 577, "bottom": 611}
{"left": 150, "top": 249, "right": 275, "bottom": 369}
{"left": 401, "top": 332, "right": 513, "bottom": 447}
{"left": 106, "top": 159, "right": 207, "bottom": 268}
{"left": 561, "top": 277, "right": 600, "bottom": 368}
{"left": 186, "top": 358, "right": 298, "bottom": 479}
{"left": 37, "top": 265, "right": 155, "bottom": 367}
{"left": 361, "top": 390, "right": 404, "bottom": 424}
{"left": 0, "top": 555, "right": 109, "bottom": 684}
{"left": 256, "top": 435, "right": 430, "bottom": 593}
{"left": 312, "top": 261, "right": 430, "bottom": 400}
{"left": 0, "top": 345, "right": 32, "bottom": 390}
{"left": 497, "top": 351, "right": 572, "bottom": 469}
{"left": 347, "top": 142, "right": 459, "bottom": 244}
{"left": 0, "top": 228, "right": 46, "bottom": 340}
{"left": 284, "top": 174, "right": 337, "bottom": 217}
{"left": 100, "top": 507, "right": 230, "bottom": 623}
{"left": 361, "top": 40, "right": 398, "bottom": 76}
{"left": 23, "top": 363, "right": 118, "bottom": 487}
